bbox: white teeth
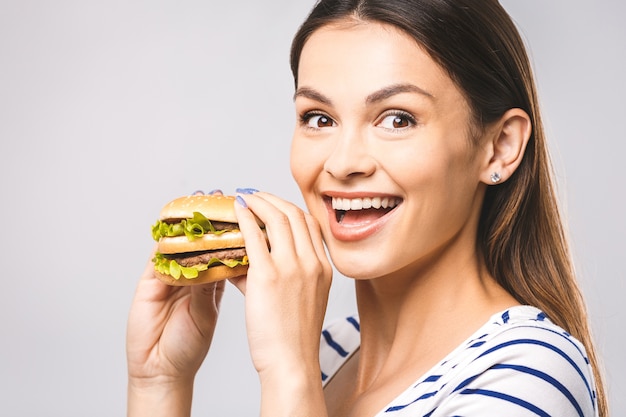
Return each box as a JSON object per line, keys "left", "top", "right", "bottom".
{"left": 331, "top": 196, "right": 400, "bottom": 211}
{"left": 332, "top": 198, "right": 354, "bottom": 210}
{"left": 350, "top": 199, "right": 363, "bottom": 210}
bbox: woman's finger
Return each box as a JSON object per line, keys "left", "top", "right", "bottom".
{"left": 135, "top": 247, "right": 176, "bottom": 303}
{"left": 240, "top": 192, "right": 319, "bottom": 260}
{"left": 233, "top": 194, "right": 275, "bottom": 266}
{"left": 245, "top": 193, "right": 298, "bottom": 259}
{"left": 257, "top": 193, "right": 323, "bottom": 255}
{"left": 228, "top": 275, "right": 247, "bottom": 295}
{"left": 189, "top": 280, "right": 226, "bottom": 338}
{"left": 303, "top": 212, "right": 333, "bottom": 276}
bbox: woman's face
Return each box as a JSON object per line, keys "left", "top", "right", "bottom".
{"left": 290, "top": 22, "right": 489, "bottom": 279}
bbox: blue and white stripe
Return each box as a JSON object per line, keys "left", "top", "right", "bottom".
{"left": 319, "top": 305, "right": 598, "bottom": 416}
{"left": 320, "top": 315, "right": 361, "bottom": 384}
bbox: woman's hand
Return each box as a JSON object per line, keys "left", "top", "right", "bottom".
{"left": 126, "top": 251, "right": 226, "bottom": 417}
{"left": 231, "top": 191, "right": 333, "bottom": 417}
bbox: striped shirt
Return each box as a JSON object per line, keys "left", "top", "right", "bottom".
{"left": 319, "top": 305, "right": 598, "bottom": 416}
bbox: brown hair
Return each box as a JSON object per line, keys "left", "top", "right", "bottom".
{"left": 290, "top": 1, "right": 607, "bottom": 415}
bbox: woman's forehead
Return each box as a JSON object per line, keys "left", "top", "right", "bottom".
{"left": 297, "top": 22, "right": 457, "bottom": 105}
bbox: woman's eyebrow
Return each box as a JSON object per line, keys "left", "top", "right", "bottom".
{"left": 293, "top": 87, "right": 332, "bottom": 105}
{"left": 293, "top": 83, "right": 433, "bottom": 105}
{"left": 366, "top": 83, "right": 434, "bottom": 104}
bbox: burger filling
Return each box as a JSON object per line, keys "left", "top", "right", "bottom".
{"left": 153, "top": 251, "right": 248, "bottom": 280}
{"left": 152, "top": 212, "right": 236, "bottom": 241}
{"left": 166, "top": 248, "right": 247, "bottom": 267}
{"left": 151, "top": 212, "right": 248, "bottom": 280}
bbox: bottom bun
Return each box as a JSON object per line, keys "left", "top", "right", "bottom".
{"left": 154, "top": 263, "right": 249, "bottom": 286}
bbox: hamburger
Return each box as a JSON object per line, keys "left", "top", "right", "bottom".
{"left": 151, "top": 194, "right": 259, "bottom": 285}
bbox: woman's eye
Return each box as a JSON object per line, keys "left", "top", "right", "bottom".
{"left": 302, "top": 113, "right": 336, "bottom": 129}
{"left": 378, "top": 112, "right": 415, "bottom": 130}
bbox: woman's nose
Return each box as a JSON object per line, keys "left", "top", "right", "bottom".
{"left": 323, "top": 128, "right": 376, "bottom": 180}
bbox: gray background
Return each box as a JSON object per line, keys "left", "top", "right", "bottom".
{"left": 0, "top": 0, "right": 623, "bottom": 415}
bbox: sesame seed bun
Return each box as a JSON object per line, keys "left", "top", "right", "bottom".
{"left": 159, "top": 194, "right": 239, "bottom": 223}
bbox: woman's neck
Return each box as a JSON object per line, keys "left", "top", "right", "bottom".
{"left": 351, "top": 248, "right": 518, "bottom": 393}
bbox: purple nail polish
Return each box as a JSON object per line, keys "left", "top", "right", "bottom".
{"left": 235, "top": 195, "right": 248, "bottom": 208}
{"left": 235, "top": 187, "right": 259, "bottom": 195}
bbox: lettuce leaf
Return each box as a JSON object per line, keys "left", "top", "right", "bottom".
{"left": 152, "top": 252, "right": 249, "bottom": 280}
{"left": 151, "top": 212, "right": 234, "bottom": 241}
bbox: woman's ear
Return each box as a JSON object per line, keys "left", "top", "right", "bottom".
{"left": 480, "top": 108, "right": 532, "bottom": 185}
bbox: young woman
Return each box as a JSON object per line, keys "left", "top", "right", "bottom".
{"left": 127, "top": 1, "right": 607, "bottom": 416}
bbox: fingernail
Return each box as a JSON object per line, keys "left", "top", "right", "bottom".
{"left": 208, "top": 189, "right": 223, "bottom": 195}
{"left": 235, "top": 187, "right": 259, "bottom": 195}
{"left": 235, "top": 195, "right": 248, "bottom": 208}
{"left": 191, "top": 190, "right": 204, "bottom": 195}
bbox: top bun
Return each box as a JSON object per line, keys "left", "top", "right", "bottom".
{"left": 159, "top": 195, "right": 238, "bottom": 222}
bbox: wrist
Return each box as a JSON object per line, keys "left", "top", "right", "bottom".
{"left": 259, "top": 362, "right": 327, "bottom": 417}
{"left": 127, "top": 377, "right": 194, "bottom": 417}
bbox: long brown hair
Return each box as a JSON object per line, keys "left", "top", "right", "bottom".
{"left": 290, "top": 0, "right": 607, "bottom": 415}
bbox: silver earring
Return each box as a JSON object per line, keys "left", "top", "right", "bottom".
{"left": 490, "top": 172, "right": 502, "bottom": 183}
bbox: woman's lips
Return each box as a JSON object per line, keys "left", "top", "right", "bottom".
{"left": 324, "top": 195, "right": 402, "bottom": 242}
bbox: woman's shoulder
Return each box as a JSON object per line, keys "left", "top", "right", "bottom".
{"left": 466, "top": 305, "right": 593, "bottom": 375}
{"left": 431, "top": 305, "right": 598, "bottom": 416}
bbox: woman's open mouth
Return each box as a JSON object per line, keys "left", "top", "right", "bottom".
{"left": 325, "top": 195, "right": 402, "bottom": 241}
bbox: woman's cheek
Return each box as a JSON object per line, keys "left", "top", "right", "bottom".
{"left": 290, "top": 139, "right": 321, "bottom": 190}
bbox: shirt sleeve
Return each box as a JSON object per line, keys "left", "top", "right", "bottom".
{"left": 319, "top": 315, "right": 360, "bottom": 386}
